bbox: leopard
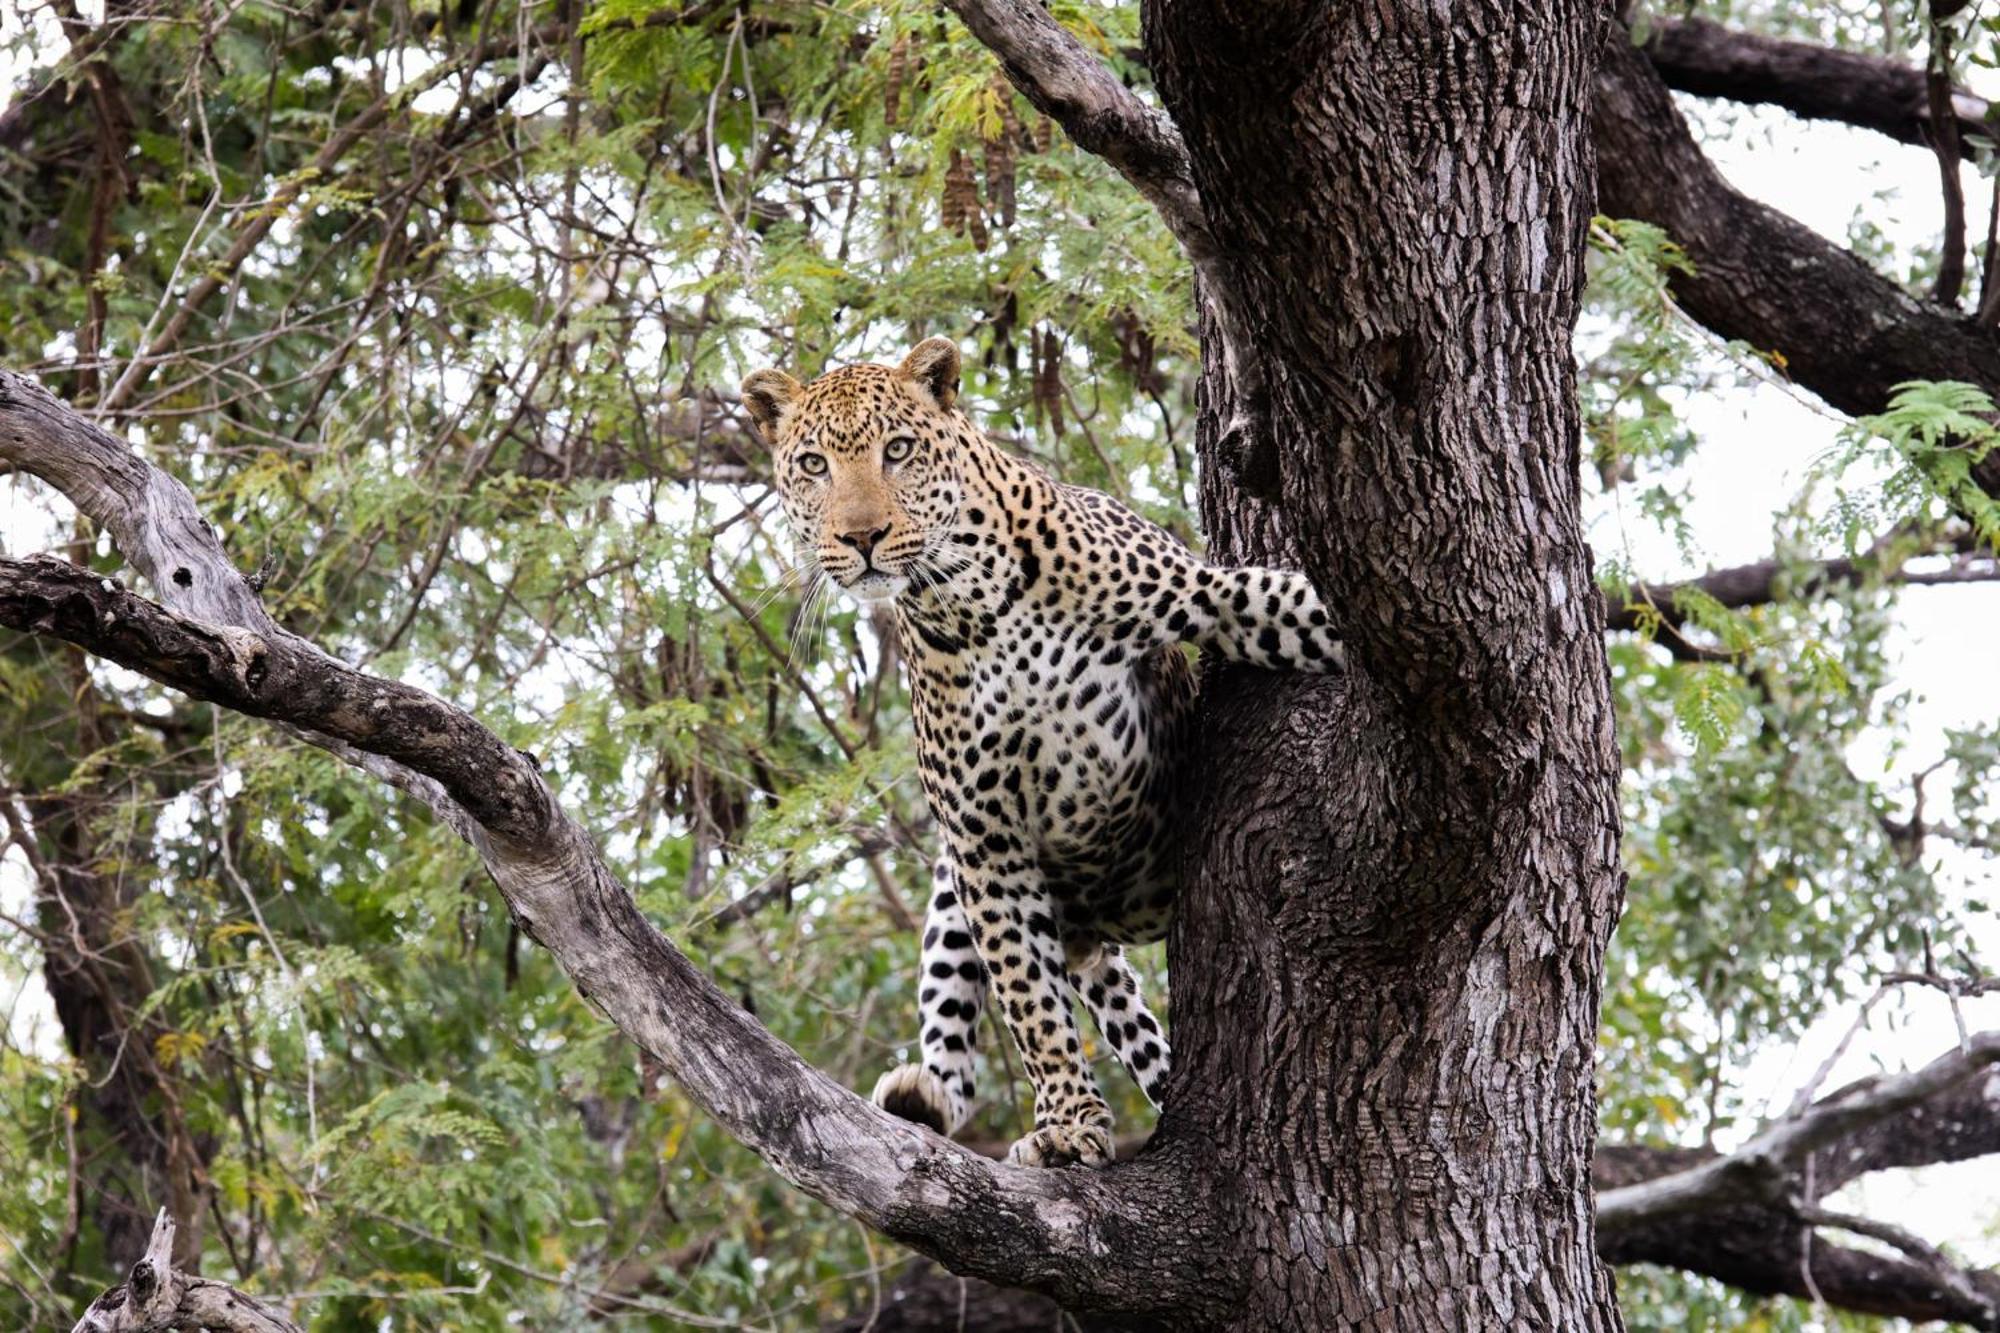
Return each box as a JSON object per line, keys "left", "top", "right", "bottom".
{"left": 741, "top": 337, "right": 1343, "bottom": 1167}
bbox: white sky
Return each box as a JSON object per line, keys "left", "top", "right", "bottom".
{"left": 2, "top": 13, "right": 1999, "bottom": 1302}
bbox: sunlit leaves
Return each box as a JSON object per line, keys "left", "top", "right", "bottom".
{"left": 1817, "top": 379, "right": 2000, "bottom": 547}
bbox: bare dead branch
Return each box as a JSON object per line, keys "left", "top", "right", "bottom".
{"left": 0, "top": 367, "right": 1219, "bottom": 1318}
{"left": 71, "top": 1208, "right": 302, "bottom": 1333}
{"left": 1602, "top": 541, "right": 2000, "bottom": 635}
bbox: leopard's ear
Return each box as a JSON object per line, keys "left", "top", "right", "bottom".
{"left": 899, "top": 337, "right": 960, "bottom": 410}
{"left": 741, "top": 368, "right": 803, "bottom": 441}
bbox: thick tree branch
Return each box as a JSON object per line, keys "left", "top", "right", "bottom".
{"left": 1600, "top": 1209, "right": 2000, "bottom": 1330}
{"left": 1595, "top": 1066, "right": 2000, "bottom": 1331}
{"left": 1590, "top": 1033, "right": 2000, "bottom": 1323}
{"left": 1597, "top": 1031, "right": 2000, "bottom": 1233}
{"left": 855, "top": 1213, "right": 2000, "bottom": 1333}
{"left": 1642, "top": 17, "right": 1991, "bottom": 157}
{"left": 71, "top": 1209, "right": 302, "bottom": 1333}
{"left": 1602, "top": 542, "right": 2000, "bottom": 635}
{"left": 856, "top": 1197, "right": 2000, "bottom": 1333}
{"left": 1593, "top": 29, "right": 2000, "bottom": 501}
{"left": 0, "top": 370, "right": 1220, "bottom": 1319}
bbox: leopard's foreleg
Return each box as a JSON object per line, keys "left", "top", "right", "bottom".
{"left": 1183, "top": 564, "right": 1345, "bottom": 672}
{"left": 872, "top": 857, "right": 982, "bottom": 1135}
{"left": 954, "top": 854, "right": 1114, "bottom": 1168}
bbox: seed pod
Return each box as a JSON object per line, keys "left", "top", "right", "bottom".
{"left": 884, "top": 34, "right": 911, "bottom": 128}
{"left": 943, "top": 147, "right": 985, "bottom": 249}
{"left": 1113, "top": 308, "right": 1164, "bottom": 394}
{"left": 1036, "top": 326, "right": 1065, "bottom": 436}
{"left": 1029, "top": 328, "right": 1043, "bottom": 428}
{"left": 987, "top": 77, "right": 1020, "bottom": 229}
{"left": 984, "top": 82, "right": 1016, "bottom": 231}
{"left": 990, "top": 288, "right": 1018, "bottom": 366}
{"left": 995, "top": 74, "right": 1022, "bottom": 142}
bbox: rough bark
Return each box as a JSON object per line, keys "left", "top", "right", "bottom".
{"left": 1641, "top": 16, "right": 1991, "bottom": 156}
{"left": 1127, "top": 3, "right": 1626, "bottom": 1328}
{"left": 70, "top": 1209, "right": 300, "bottom": 1333}
{"left": 1593, "top": 28, "right": 2000, "bottom": 500}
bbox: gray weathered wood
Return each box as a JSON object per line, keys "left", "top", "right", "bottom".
{"left": 1597, "top": 1031, "right": 2000, "bottom": 1234}
{"left": 0, "top": 369, "right": 1217, "bottom": 1320}
{"left": 71, "top": 1209, "right": 304, "bottom": 1333}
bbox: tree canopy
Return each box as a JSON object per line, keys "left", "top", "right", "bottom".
{"left": 2, "top": 1, "right": 1999, "bottom": 1328}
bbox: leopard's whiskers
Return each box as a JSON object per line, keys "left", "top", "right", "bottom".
{"left": 787, "top": 568, "right": 831, "bottom": 674}
{"left": 748, "top": 560, "right": 811, "bottom": 618}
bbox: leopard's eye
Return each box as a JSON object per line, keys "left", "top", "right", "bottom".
{"left": 796, "top": 451, "right": 828, "bottom": 477}
{"left": 883, "top": 436, "right": 915, "bottom": 464}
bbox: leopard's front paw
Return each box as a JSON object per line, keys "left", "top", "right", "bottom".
{"left": 1007, "top": 1122, "right": 1114, "bottom": 1168}
{"left": 872, "top": 1065, "right": 955, "bottom": 1136}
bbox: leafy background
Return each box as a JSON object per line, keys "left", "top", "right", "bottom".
{"left": 1, "top": 1, "right": 1996, "bottom": 1328}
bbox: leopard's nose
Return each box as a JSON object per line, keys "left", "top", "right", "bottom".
{"left": 835, "top": 525, "right": 891, "bottom": 558}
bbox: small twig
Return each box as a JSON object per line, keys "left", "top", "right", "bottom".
{"left": 1927, "top": 7, "right": 1968, "bottom": 306}
{"left": 1785, "top": 985, "right": 1889, "bottom": 1119}
{"left": 1977, "top": 173, "right": 2000, "bottom": 325}
{"left": 1794, "top": 1200, "right": 2000, "bottom": 1328}
{"left": 1798, "top": 1155, "right": 1827, "bottom": 1312}
{"left": 1881, "top": 969, "right": 2000, "bottom": 1000}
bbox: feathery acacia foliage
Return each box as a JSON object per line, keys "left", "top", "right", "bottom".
{"left": 1, "top": 1, "right": 1997, "bottom": 1328}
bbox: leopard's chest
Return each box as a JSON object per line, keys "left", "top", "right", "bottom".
{"left": 904, "top": 607, "right": 1192, "bottom": 939}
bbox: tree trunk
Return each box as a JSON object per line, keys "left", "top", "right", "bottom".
{"left": 1145, "top": 4, "right": 1626, "bottom": 1327}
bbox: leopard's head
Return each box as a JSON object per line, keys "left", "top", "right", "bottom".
{"left": 742, "top": 338, "right": 968, "bottom": 605}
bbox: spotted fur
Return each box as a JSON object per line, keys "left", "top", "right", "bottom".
{"left": 743, "top": 339, "right": 1343, "bottom": 1167}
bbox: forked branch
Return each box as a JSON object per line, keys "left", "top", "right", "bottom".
{"left": 1597, "top": 1030, "right": 2000, "bottom": 1233}
{"left": 0, "top": 369, "right": 1217, "bottom": 1318}
{"left": 1597, "top": 1032, "right": 2000, "bottom": 1327}
{"left": 1594, "top": 27, "right": 2000, "bottom": 501}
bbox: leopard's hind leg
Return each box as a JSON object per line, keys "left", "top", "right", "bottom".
{"left": 1067, "top": 942, "right": 1171, "bottom": 1108}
